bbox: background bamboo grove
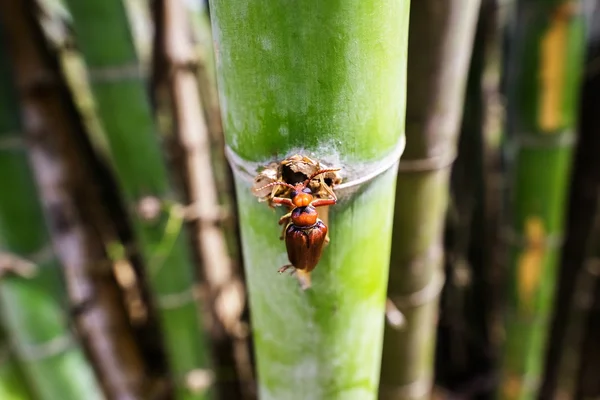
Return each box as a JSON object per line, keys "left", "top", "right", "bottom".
{"left": 0, "top": 0, "right": 598, "bottom": 400}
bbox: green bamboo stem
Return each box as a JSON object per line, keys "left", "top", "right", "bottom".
{"left": 2, "top": 2, "right": 152, "bottom": 397}
{"left": 498, "top": 1, "right": 585, "bottom": 398}
{"left": 0, "top": 34, "right": 102, "bottom": 400}
{"left": 62, "top": 1, "right": 212, "bottom": 398}
{"left": 209, "top": 1, "right": 409, "bottom": 399}
{"left": 0, "top": 360, "right": 31, "bottom": 400}
{"left": 379, "top": 2, "right": 481, "bottom": 399}
{"left": 541, "top": 10, "right": 600, "bottom": 396}
{"left": 0, "top": 333, "right": 33, "bottom": 400}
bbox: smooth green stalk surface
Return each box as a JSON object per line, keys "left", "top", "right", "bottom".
{"left": 380, "top": 1, "right": 481, "bottom": 399}
{"left": 499, "top": 1, "right": 585, "bottom": 398}
{"left": 0, "top": 334, "right": 32, "bottom": 400}
{"left": 211, "top": 1, "right": 408, "bottom": 164}
{"left": 210, "top": 1, "right": 410, "bottom": 399}
{"left": 63, "top": 1, "right": 211, "bottom": 398}
{"left": 0, "top": 360, "right": 31, "bottom": 400}
{"left": 0, "top": 43, "right": 101, "bottom": 400}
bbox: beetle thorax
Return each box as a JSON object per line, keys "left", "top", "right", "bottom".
{"left": 291, "top": 206, "right": 318, "bottom": 227}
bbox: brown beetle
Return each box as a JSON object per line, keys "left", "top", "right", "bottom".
{"left": 254, "top": 168, "right": 340, "bottom": 289}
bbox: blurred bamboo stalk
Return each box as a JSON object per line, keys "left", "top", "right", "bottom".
{"left": 541, "top": 4, "right": 600, "bottom": 398}
{"left": 0, "top": 1, "right": 148, "bottom": 399}
{"left": 435, "top": 0, "right": 501, "bottom": 394}
{"left": 62, "top": 0, "right": 213, "bottom": 398}
{"left": 0, "top": 331, "right": 33, "bottom": 400}
{"left": 0, "top": 19, "right": 102, "bottom": 400}
{"left": 379, "top": 1, "right": 481, "bottom": 399}
{"left": 152, "top": 0, "right": 248, "bottom": 398}
{"left": 180, "top": 3, "right": 254, "bottom": 397}
{"left": 498, "top": 1, "right": 585, "bottom": 398}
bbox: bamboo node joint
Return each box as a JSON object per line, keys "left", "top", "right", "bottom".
{"left": 14, "top": 333, "right": 73, "bottom": 361}
{"left": 388, "top": 270, "right": 445, "bottom": 312}
{"left": 398, "top": 150, "right": 457, "bottom": 172}
{"left": 156, "top": 285, "right": 197, "bottom": 309}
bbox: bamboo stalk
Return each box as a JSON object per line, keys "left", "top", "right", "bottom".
{"left": 498, "top": 1, "right": 585, "bottom": 398}
{"left": 0, "top": 3, "right": 149, "bottom": 399}
{"left": 379, "top": 2, "right": 481, "bottom": 400}
{"left": 62, "top": 1, "right": 213, "bottom": 398}
{"left": 152, "top": 1, "right": 246, "bottom": 398}
{"left": 37, "top": 3, "right": 174, "bottom": 388}
{"left": 209, "top": 1, "right": 409, "bottom": 398}
{"left": 0, "top": 332, "right": 33, "bottom": 400}
{"left": 180, "top": 3, "right": 255, "bottom": 396}
{"left": 435, "top": 1, "right": 503, "bottom": 395}
{"left": 434, "top": 1, "right": 499, "bottom": 393}
{"left": 541, "top": 5, "right": 600, "bottom": 397}
{"left": 0, "top": 22, "right": 102, "bottom": 400}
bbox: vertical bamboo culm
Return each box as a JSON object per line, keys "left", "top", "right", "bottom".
{"left": 499, "top": 1, "right": 585, "bottom": 398}
{"left": 209, "top": 1, "right": 410, "bottom": 399}
{"left": 379, "top": 1, "right": 481, "bottom": 399}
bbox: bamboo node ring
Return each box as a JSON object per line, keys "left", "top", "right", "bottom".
{"left": 87, "top": 62, "right": 146, "bottom": 83}
{"left": 379, "top": 376, "right": 433, "bottom": 399}
{"left": 0, "top": 135, "right": 25, "bottom": 150}
{"left": 224, "top": 134, "right": 406, "bottom": 196}
{"left": 397, "top": 150, "right": 457, "bottom": 172}
{"left": 156, "top": 286, "right": 197, "bottom": 309}
{"left": 388, "top": 269, "right": 445, "bottom": 312}
{"left": 15, "top": 334, "right": 73, "bottom": 361}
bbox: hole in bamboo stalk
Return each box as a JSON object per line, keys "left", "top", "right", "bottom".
{"left": 251, "top": 154, "right": 342, "bottom": 207}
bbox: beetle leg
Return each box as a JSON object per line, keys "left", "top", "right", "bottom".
{"left": 278, "top": 213, "right": 292, "bottom": 240}
{"left": 278, "top": 212, "right": 292, "bottom": 225}
{"left": 271, "top": 197, "right": 294, "bottom": 208}
{"left": 278, "top": 264, "right": 294, "bottom": 274}
{"left": 279, "top": 223, "right": 287, "bottom": 241}
{"left": 311, "top": 198, "right": 337, "bottom": 207}
{"left": 311, "top": 190, "right": 337, "bottom": 208}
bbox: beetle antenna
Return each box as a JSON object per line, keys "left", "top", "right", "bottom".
{"left": 253, "top": 181, "right": 297, "bottom": 193}
{"left": 304, "top": 168, "right": 341, "bottom": 185}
